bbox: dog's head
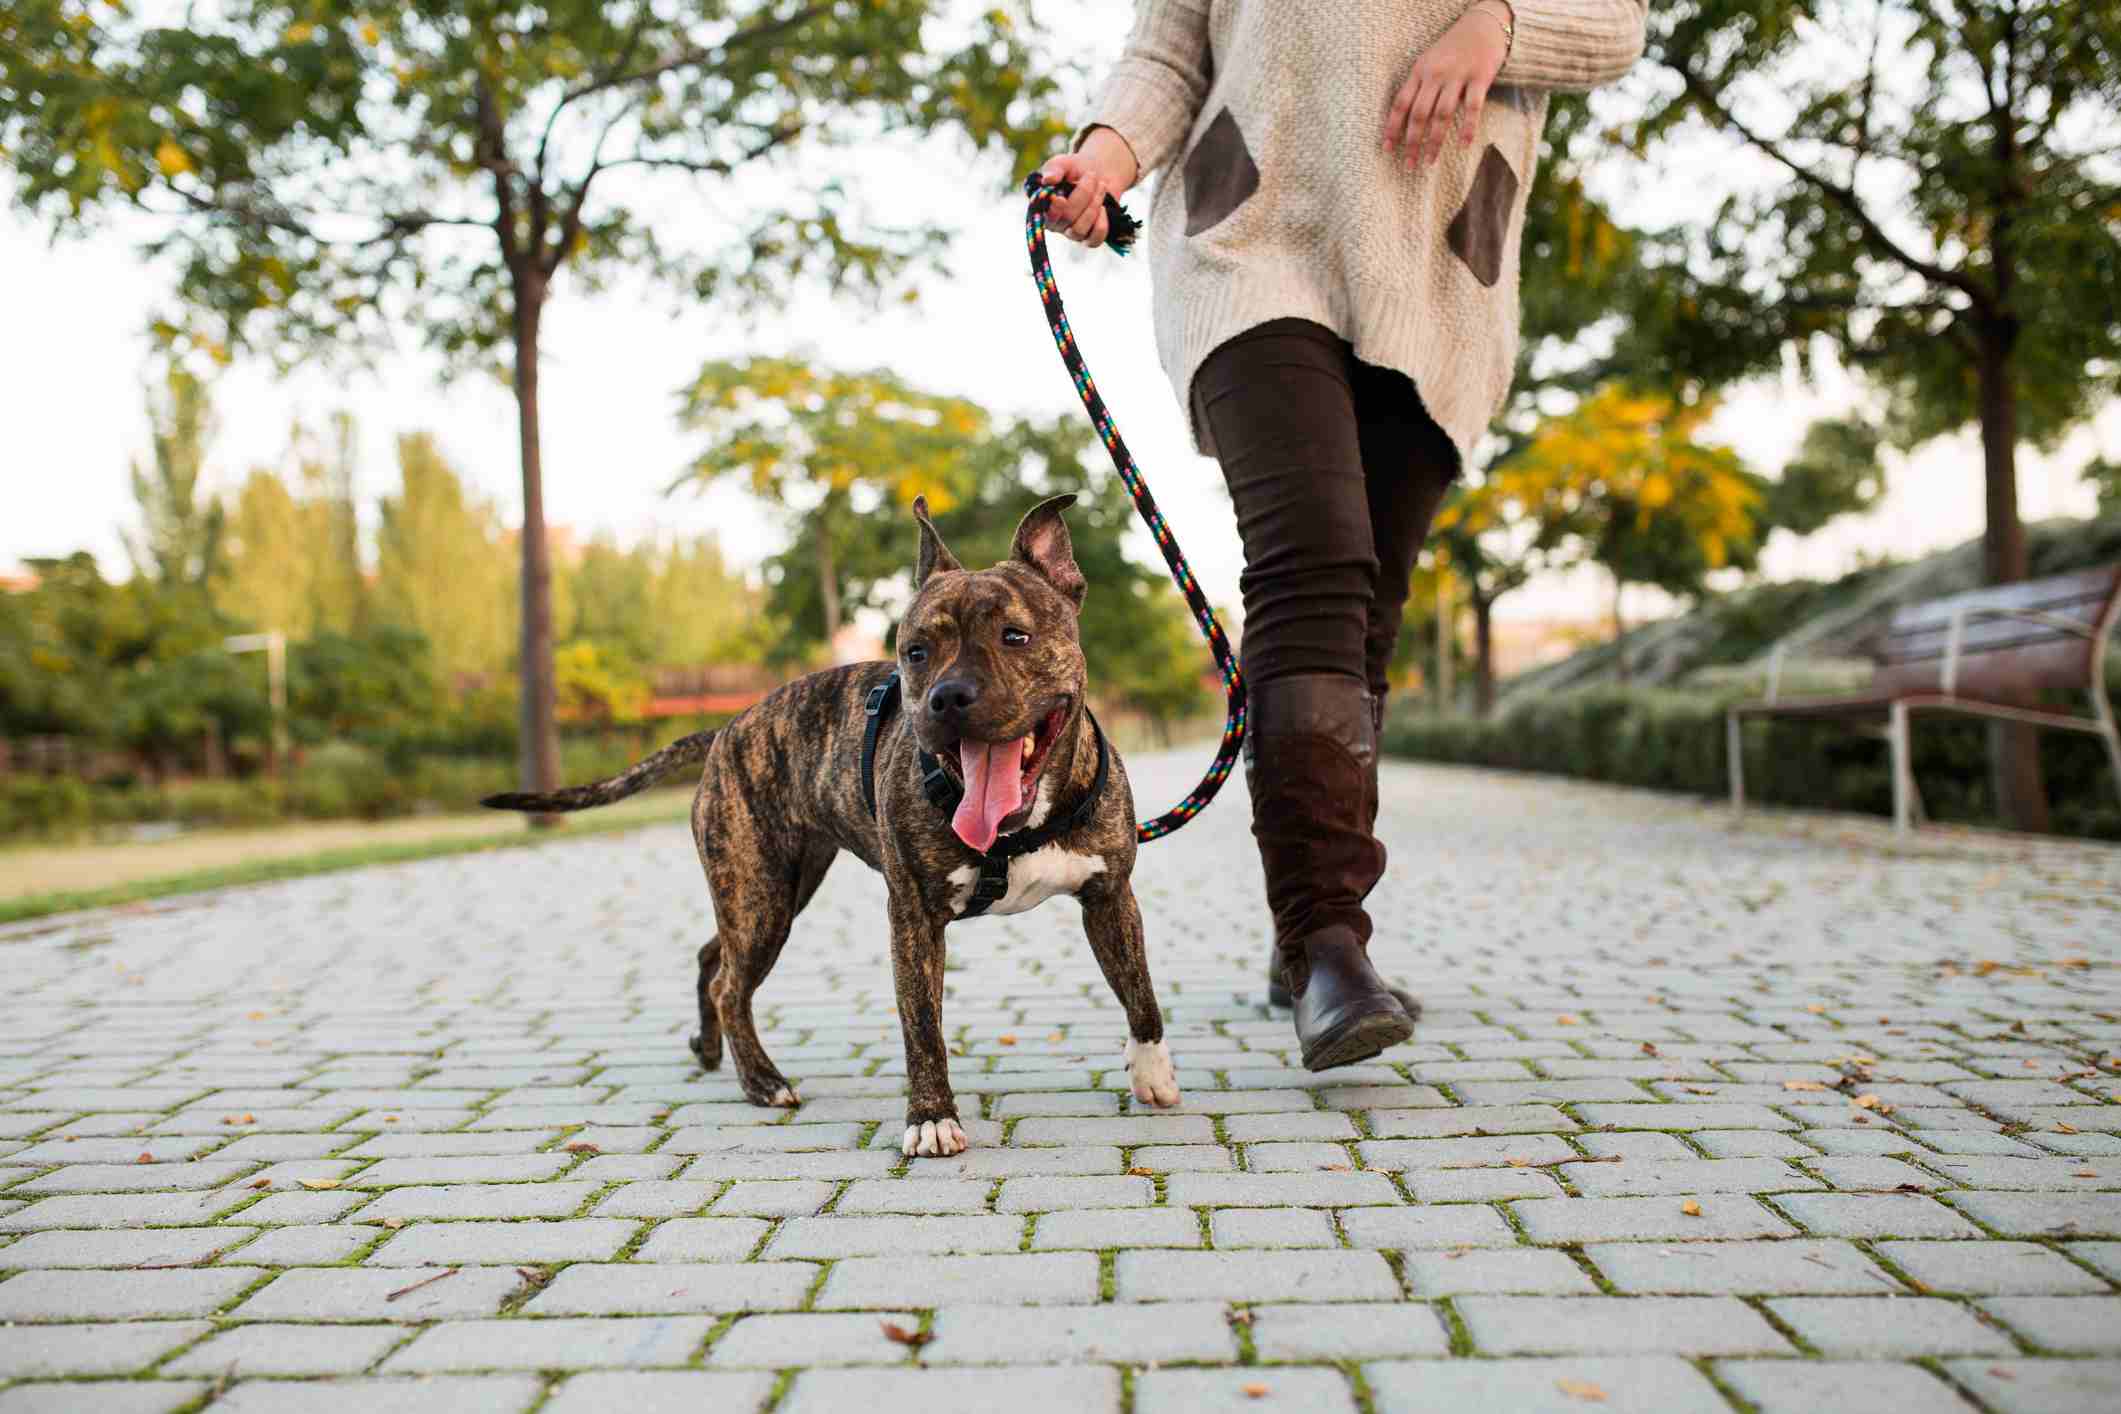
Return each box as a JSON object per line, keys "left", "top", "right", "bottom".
{"left": 898, "top": 493, "right": 1089, "bottom": 852}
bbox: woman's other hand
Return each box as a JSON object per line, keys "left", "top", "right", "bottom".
{"left": 1038, "top": 128, "right": 1141, "bottom": 249}
{"left": 1385, "top": 2, "right": 1511, "bottom": 170}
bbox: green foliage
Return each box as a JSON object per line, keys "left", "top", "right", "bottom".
{"left": 1759, "top": 418, "right": 1885, "bottom": 539}
{"left": 1625, "top": 2, "right": 2121, "bottom": 451}
{"left": 1383, "top": 686, "right": 2120, "bottom": 842}
{"left": 125, "top": 367, "right": 225, "bottom": 590}
{"left": 373, "top": 431, "right": 517, "bottom": 685}
{"left": 0, "top": 0, "right": 1073, "bottom": 371}
{"left": 2086, "top": 458, "right": 2121, "bottom": 515}
{"left": 221, "top": 416, "right": 368, "bottom": 639}
{"left": 679, "top": 357, "right": 1207, "bottom": 722}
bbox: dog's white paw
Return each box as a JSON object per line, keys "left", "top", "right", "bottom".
{"left": 902, "top": 1118, "right": 969, "bottom": 1157}
{"left": 769, "top": 1086, "right": 801, "bottom": 1108}
{"left": 1125, "top": 1038, "right": 1181, "bottom": 1108}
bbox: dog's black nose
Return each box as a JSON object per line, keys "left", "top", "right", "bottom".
{"left": 927, "top": 677, "right": 980, "bottom": 719}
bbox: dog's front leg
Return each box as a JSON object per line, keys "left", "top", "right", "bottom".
{"left": 887, "top": 895, "right": 966, "bottom": 1157}
{"left": 1081, "top": 881, "right": 1181, "bottom": 1108}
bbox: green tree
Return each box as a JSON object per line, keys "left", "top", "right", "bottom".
{"left": 648, "top": 534, "right": 766, "bottom": 663}
{"left": 563, "top": 535, "right": 659, "bottom": 668}
{"left": 220, "top": 418, "right": 368, "bottom": 640}
{"left": 1759, "top": 416, "right": 1886, "bottom": 541}
{"left": 2, "top": 0, "right": 1072, "bottom": 810}
{"left": 374, "top": 433, "right": 515, "bottom": 688}
{"left": 125, "top": 367, "right": 225, "bottom": 592}
{"left": 1626, "top": 0, "right": 2121, "bottom": 829}
{"left": 679, "top": 358, "right": 1205, "bottom": 722}
{"left": 1510, "top": 385, "right": 1762, "bottom": 678}
{"left": 2086, "top": 457, "right": 2121, "bottom": 515}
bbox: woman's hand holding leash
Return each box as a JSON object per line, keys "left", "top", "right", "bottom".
{"left": 1039, "top": 128, "right": 1140, "bottom": 249}
{"left": 1386, "top": 0, "right": 1513, "bottom": 170}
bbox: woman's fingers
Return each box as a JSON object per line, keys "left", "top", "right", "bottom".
{"left": 1067, "top": 174, "right": 1106, "bottom": 241}
{"left": 1085, "top": 205, "right": 1110, "bottom": 249}
{"left": 1384, "top": 76, "right": 1420, "bottom": 153}
{"left": 1400, "top": 77, "right": 1446, "bottom": 169}
{"left": 1460, "top": 82, "right": 1488, "bottom": 145}
{"left": 1420, "top": 79, "right": 1466, "bottom": 167}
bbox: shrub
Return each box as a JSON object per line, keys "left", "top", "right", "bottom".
{"left": 1383, "top": 687, "right": 2121, "bottom": 841}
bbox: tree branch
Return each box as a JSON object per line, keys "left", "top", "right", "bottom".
{"left": 1673, "top": 66, "right": 1996, "bottom": 314}
{"left": 475, "top": 77, "right": 523, "bottom": 270}
{"left": 537, "top": 4, "right": 828, "bottom": 145}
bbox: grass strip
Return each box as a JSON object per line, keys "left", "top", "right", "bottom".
{"left": 0, "top": 804, "right": 690, "bottom": 926}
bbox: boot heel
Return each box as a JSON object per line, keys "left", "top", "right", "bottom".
{"left": 1301, "top": 999, "right": 1415, "bottom": 1072}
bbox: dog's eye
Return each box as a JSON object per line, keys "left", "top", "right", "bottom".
{"left": 1002, "top": 628, "right": 1031, "bottom": 647}
{"left": 903, "top": 643, "right": 929, "bottom": 665}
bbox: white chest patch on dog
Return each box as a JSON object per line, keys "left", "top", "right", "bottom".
{"left": 947, "top": 845, "right": 1106, "bottom": 917}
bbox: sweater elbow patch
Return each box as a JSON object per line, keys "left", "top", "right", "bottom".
{"left": 1444, "top": 145, "right": 1520, "bottom": 287}
{"left": 1182, "top": 108, "right": 1262, "bottom": 237}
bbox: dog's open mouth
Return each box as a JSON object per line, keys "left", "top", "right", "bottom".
{"left": 949, "top": 699, "right": 1071, "bottom": 854}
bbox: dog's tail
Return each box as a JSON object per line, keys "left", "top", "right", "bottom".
{"left": 480, "top": 730, "right": 716, "bottom": 814}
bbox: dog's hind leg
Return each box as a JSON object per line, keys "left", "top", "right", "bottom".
{"left": 1080, "top": 880, "right": 1180, "bottom": 1108}
{"left": 702, "top": 838, "right": 836, "bottom": 1108}
{"left": 689, "top": 936, "right": 723, "bottom": 1072}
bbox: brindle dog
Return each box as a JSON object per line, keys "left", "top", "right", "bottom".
{"left": 484, "top": 495, "right": 1180, "bottom": 1156}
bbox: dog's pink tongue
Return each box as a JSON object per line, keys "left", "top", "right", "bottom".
{"left": 953, "top": 740, "right": 1022, "bottom": 853}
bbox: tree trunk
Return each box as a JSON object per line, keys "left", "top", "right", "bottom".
{"left": 1434, "top": 573, "right": 1453, "bottom": 714}
{"left": 512, "top": 268, "right": 563, "bottom": 826}
{"left": 1611, "top": 575, "right": 1630, "bottom": 684}
{"left": 818, "top": 524, "right": 843, "bottom": 655}
{"left": 1473, "top": 593, "right": 1497, "bottom": 718}
{"left": 1975, "top": 333, "right": 2050, "bottom": 832}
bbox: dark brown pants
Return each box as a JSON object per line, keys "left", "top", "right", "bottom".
{"left": 1192, "top": 318, "right": 1459, "bottom": 691}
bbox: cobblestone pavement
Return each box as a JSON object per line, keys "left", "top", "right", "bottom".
{"left": 3, "top": 752, "right": 2119, "bottom": 1413}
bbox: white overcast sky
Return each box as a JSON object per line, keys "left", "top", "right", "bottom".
{"left": 2, "top": 0, "right": 2111, "bottom": 626}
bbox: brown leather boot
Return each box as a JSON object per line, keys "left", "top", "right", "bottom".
{"left": 1246, "top": 673, "right": 1415, "bottom": 1070}
{"left": 1262, "top": 686, "right": 1420, "bottom": 1019}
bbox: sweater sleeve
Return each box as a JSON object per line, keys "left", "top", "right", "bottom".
{"left": 1074, "top": 0, "right": 1213, "bottom": 177}
{"left": 1495, "top": 0, "right": 1647, "bottom": 92}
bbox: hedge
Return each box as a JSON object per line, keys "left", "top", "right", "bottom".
{"left": 1382, "top": 686, "right": 2121, "bottom": 841}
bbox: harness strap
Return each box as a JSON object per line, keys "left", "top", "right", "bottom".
{"left": 859, "top": 667, "right": 1112, "bottom": 919}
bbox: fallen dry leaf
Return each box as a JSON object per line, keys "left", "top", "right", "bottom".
{"left": 381, "top": 1217, "right": 406, "bottom": 1229}
{"left": 1241, "top": 1384, "right": 1269, "bottom": 1399}
{"left": 1556, "top": 1014, "right": 1580, "bottom": 1026}
{"left": 1640, "top": 1042, "right": 1659, "bottom": 1058}
{"left": 2060, "top": 958, "right": 2091, "bottom": 970}
{"left": 1556, "top": 1378, "right": 1608, "bottom": 1403}
{"left": 2075, "top": 1170, "right": 2098, "bottom": 1179}
{"left": 1783, "top": 1080, "right": 1829, "bottom": 1092}
{"left": 1852, "top": 1094, "right": 1884, "bottom": 1110}
{"left": 134, "top": 1152, "right": 153, "bottom": 1165}
{"left": 247, "top": 1178, "right": 272, "bottom": 1190}
{"left": 1680, "top": 1200, "right": 1703, "bottom": 1217}
{"left": 998, "top": 1034, "right": 1017, "bottom": 1046}
{"left": 221, "top": 1113, "right": 256, "bottom": 1126}
{"left": 880, "top": 1320, "right": 934, "bottom": 1349}
{"left": 2055, "top": 1121, "right": 2080, "bottom": 1134}
{"left": 246, "top": 1010, "right": 269, "bottom": 1021}
{"left": 1047, "top": 1032, "right": 1064, "bottom": 1043}
{"left": 297, "top": 1178, "right": 341, "bottom": 1191}
{"left": 1126, "top": 1166, "right": 1155, "bottom": 1178}
{"left": 563, "top": 1142, "right": 600, "bottom": 1155}
{"left": 1805, "top": 1003, "right": 1827, "bottom": 1015}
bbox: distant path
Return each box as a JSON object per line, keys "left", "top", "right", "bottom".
{"left": 1, "top": 752, "right": 2117, "bottom": 1412}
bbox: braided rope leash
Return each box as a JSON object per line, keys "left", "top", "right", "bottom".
{"left": 1022, "top": 173, "right": 1246, "bottom": 844}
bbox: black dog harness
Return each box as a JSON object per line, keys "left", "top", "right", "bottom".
{"left": 861, "top": 670, "right": 1110, "bottom": 919}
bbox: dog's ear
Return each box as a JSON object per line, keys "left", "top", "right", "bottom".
{"left": 912, "top": 496, "right": 963, "bottom": 587}
{"left": 1010, "top": 493, "right": 1086, "bottom": 608}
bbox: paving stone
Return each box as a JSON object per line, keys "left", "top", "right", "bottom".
{"left": 1979, "top": 1295, "right": 2121, "bottom": 1352}
{"left": 0, "top": 1267, "right": 263, "bottom": 1320}
{"left": 366, "top": 1218, "right": 637, "bottom": 1266}
{"left": 709, "top": 1180, "right": 835, "bottom": 1216}
{"left": 350, "top": 1156, "right": 572, "bottom": 1186}
{"left": 1575, "top": 1131, "right": 1699, "bottom": 1161}
{"left": 1942, "top": 1357, "right": 2121, "bottom": 1413}
{"left": 833, "top": 1178, "right": 990, "bottom": 1214}
{"left": 779, "top": 1366, "right": 1119, "bottom": 1414}
{"left": 1010, "top": 1115, "right": 1215, "bottom": 1146}
{"left": 1223, "top": 1111, "right": 1358, "bottom": 1141}
{"left": 1773, "top": 1191, "right": 1985, "bottom": 1237}
{"left": 1128, "top": 1144, "right": 1236, "bottom": 1171}
{"left": 1031, "top": 1207, "right": 1200, "bottom": 1249}
{"left": 233, "top": 1189, "right": 370, "bottom": 1224}
{"left": 1458, "top": 1294, "right": 1793, "bottom": 1355}
{"left": 0, "top": 1320, "right": 210, "bottom": 1378}
{"left": 1569, "top": 1157, "right": 1817, "bottom": 1197}
{"left": 0, "top": 1192, "right": 231, "bottom": 1231}
{"left": 1210, "top": 1206, "right": 1336, "bottom": 1247}
{"left": 1136, "top": 1367, "right": 1358, "bottom": 1414}
{"left": 1114, "top": 1249, "right": 1399, "bottom": 1302}
{"left": 1241, "top": 1140, "right": 1364, "bottom": 1171}
{"left": 525, "top": 1261, "right": 815, "bottom": 1315}
{"left": 1360, "top": 1135, "right": 1578, "bottom": 1170}
{"left": 1586, "top": 1239, "right": 1896, "bottom": 1295}
{"left": 997, "top": 1175, "right": 1150, "bottom": 1211}
{"left": 1363, "top": 1356, "right": 1732, "bottom": 1412}
{"left": 383, "top": 1316, "right": 714, "bottom": 1371}
{"left": 764, "top": 1214, "right": 1021, "bottom": 1259}
{"left": 679, "top": 1152, "right": 900, "bottom": 1180}
{"left": 231, "top": 1266, "right": 524, "bottom": 1321}
{"left": 1511, "top": 1193, "right": 1800, "bottom": 1243}
{"left": 927, "top": 1301, "right": 1238, "bottom": 1364}
{"left": 589, "top": 1180, "right": 718, "bottom": 1218}
{"left": 1713, "top": 1359, "right": 1978, "bottom": 1414}
{"left": 1248, "top": 1301, "right": 1451, "bottom": 1359}
{"left": 1401, "top": 1248, "right": 1598, "bottom": 1296}
{"left": 230, "top": 1224, "right": 375, "bottom": 1266}
{"left": 816, "top": 1252, "right": 1097, "bottom": 1307}
{"left": 164, "top": 1322, "right": 407, "bottom": 1376}
{"left": 1945, "top": 1190, "right": 2121, "bottom": 1236}
{"left": 1369, "top": 1105, "right": 1578, "bottom": 1138}
{"left": 1876, "top": 1239, "right": 2111, "bottom": 1295}
{"left": 0, "top": 1226, "right": 249, "bottom": 1268}
{"left": 1692, "top": 1130, "right": 1816, "bottom": 1159}
{"left": 1164, "top": 1171, "right": 1399, "bottom": 1207}
{"left": 1801, "top": 1155, "right": 1943, "bottom": 1190}
{"left": 1339, "top": 1204, "right": 1517, "bottom": 1249}
{"left": 0, "top": 1384, "right": 208, "bottom": 1414}
{"left": 543, "top": 1371, "right": 779, "bottom": 1414}
{"left": 1403, "top": 1167, "right": 1565, "bottom": 1202}
{"left": 1574, "top": 1103, "right": 1797, "bottom": 1131}
{"left": 1765, "top": 1295, "right": 2017, "bottom": 1355}
{"left": 703, "top": 1311, "right": 921, "bottom": 1367}
{"left": 350, "top": 1181, "right": 597, "bottom": 1221}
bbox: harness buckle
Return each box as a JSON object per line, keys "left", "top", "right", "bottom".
{"left": 865, "top": 682, "right": 893, "bottom": 718}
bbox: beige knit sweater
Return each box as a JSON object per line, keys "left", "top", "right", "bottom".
{"left": 1081, "top": 1, "right": 1647, "bottom": 463}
